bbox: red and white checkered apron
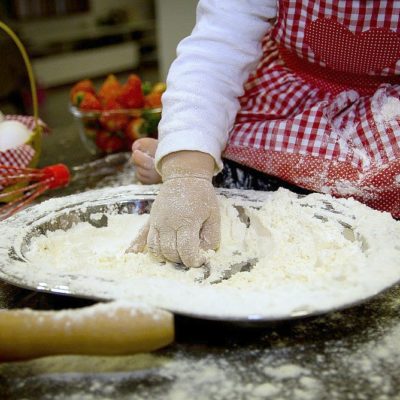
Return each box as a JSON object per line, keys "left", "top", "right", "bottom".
{"left": 224, "top": 0, "right": 400, "bottom": 217}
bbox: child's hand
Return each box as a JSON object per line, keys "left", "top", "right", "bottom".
{"left": 127, "top": 151, "right": 220, "bottom": 268}
{"left": 131, "top": 138, "right": 161, "bottom": 184}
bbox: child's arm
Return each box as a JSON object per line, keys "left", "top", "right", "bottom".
{"left": 155, "top": 0, "right": 276, "bottom": 173}
{"left": 133, "top": 0, "right": 277, "bottom": 267}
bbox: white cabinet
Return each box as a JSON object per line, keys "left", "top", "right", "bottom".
{"left": 155, "top": 0, "right": 197, "bottom": 80}
{"left": 32, "top": 41, "right": 140, "bottom": 87}
{"left": 10, "top": 1, "right": 156, "bottom": 87}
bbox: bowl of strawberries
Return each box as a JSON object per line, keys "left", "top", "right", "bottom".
{"left": 69, "top": 74, "right": 164, "bottom": 155}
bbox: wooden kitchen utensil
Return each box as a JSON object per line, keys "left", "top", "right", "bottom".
{"left": 0, "top": 301, "right": 174, "bottom": 362}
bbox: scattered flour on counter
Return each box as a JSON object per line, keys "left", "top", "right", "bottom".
{"left": 0, "top": 283, "right": 10, "bottom": 308}
{"left": 14, "top": 300, "right": 168, "bottom": 324}
{"left": 263, "top": 364, "right": 308, "bottom": 379}
{"left": 1, "top": 291, "right": 400, "bottom": 400}
{"left": 10, "top": 189, "right": 400, "bottom": 318}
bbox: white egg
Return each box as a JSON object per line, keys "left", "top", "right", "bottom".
{"left": 0, "top": 121, "right": 32, "bottom": 151}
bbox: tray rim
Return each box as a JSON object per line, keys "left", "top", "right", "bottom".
{"left": 0, "top": 184, "right": 399, "bottom": 325}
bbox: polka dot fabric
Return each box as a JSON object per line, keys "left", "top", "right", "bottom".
{"left": 224, "top": 1, "right": 400, "bottom": 218}
{"left": 272, "top": 0, "right": 400, "bottom": 76}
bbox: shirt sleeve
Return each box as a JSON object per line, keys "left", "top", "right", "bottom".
{"left": 155, "top": 0, "right": 277, "bottom": 173}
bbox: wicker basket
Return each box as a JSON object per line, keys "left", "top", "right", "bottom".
{"left": 0, "top": 21, "right": 43, "bottom": 201}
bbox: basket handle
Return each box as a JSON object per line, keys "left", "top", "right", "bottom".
{"left": 0, "top": 21, "right": 40, "bottom": 134}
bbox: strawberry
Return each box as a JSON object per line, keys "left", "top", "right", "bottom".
{"left": 79, "top": 92, "right": 102, "bottom": 111}
{"left": 104, "top": 135, "right": 125, "bottom": 153}
{"left": 83, "top": 126, "right": 98, "bottom": 139}
{"left": 142, "top": 81, "right": 153, "bottom": 95}
{"left": 101, "top": 98, "right": 122, "bottom": 111}
{"left": 128, "top": 74, "right": 142, "bottom": 86}
{"left": 99, "top": 99, "right": 129, "bottom": 131}
{"left": 71, "top": 90, "right": 86, "bottom": 107}
{"left": 125, "top": 118, "right": 148, "bottom": 141}
{"left": 151, "top": 82, "right": 166, "bottom": 94}
{"left": 98, "top": 74, "right": 122, "bottom": 105}
{"left": 95, "top": 131, "right": 124, "bottom": 153}
{"left": 142, "top": 109, "right": 161, "bottom": 136}
{"left": 70, "top": 79, "right": 95, "bottom": 101}
{"left": 117, "top": 74, "right": 144, "bottom": 109}
{"left": 144, "top": 92, "right": 162, "bottom": 108}
{"left": 95, "top": 130, "right": 109, "bottom": 151}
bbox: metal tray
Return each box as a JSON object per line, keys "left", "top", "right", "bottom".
{"left": 0, "top": 185, "right": 399, "bottom": 325}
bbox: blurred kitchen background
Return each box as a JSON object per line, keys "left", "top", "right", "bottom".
{"left": 0, "top": 0, "right": 198, "bottom": 166}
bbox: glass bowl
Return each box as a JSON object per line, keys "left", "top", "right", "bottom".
{"left": 70, "top": 105, "right": 161, "bottom": 155}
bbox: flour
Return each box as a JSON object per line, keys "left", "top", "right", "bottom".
{"left": 263, "top": 364, "right": 308, "bottom": 379}
{"left": 8, "top": 186, "right": 400, "bottom": 320}
{"left": 32, "top": 300, "right": 166, "bottom": 323}
{"left": 3, "top": 317, "right": 399, "bottom": 400}
{"left": 0, "top": 286, "right": 399, "bottom": 400}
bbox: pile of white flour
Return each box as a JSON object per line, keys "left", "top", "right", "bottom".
{"left": 21, "top": 189, "right": 400, "bottom": 319}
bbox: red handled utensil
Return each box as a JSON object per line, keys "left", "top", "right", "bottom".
{"left": 0, "top": 152, "right": 132, "bottom": 221}
{"left": 0, "top": 163, "right": 70, "bottom": 220}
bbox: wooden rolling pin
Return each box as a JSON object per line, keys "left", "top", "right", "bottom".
{"left": 0, "top": 301, "right": 174, "bottom": 362}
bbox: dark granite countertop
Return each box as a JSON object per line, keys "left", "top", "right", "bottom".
{"left": 0, "top": 122, "right": 399, "bottom": 400}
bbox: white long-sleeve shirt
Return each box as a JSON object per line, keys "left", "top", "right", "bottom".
{"left": 155, "top": 0, "right": 277, "bottom": 172}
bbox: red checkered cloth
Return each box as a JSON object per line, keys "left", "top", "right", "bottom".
{"left": 0, "top": 115, "right": 48, "bottom": 191}
{"left": 4, "top": 114, "right": 49, "bottom": 134}
{"left": 225, "top": 0, "right": 400, "bottom": 217}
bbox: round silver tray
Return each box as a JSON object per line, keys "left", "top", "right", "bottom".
{"left": 0, "top": 185, "right": 399, "bottom": 325}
